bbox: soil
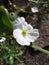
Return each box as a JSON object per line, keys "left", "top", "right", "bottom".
{"left": 0, "top": 0, "right": 49, "bottom": 65}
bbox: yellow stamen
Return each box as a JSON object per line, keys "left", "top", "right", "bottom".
{"left": 22, "top": 29, "right": 27, "bottom": 36}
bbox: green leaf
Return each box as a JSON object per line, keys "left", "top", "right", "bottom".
{"left": 0, "top": 6, "right": 13, "bottom": 33}
{"left": 8, "top": 56, "right": 14, "bottom": 65}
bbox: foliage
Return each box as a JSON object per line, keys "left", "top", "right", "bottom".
{"left": 0, "top": 6, "right": 24, "bottom": 65}
{"left": 0, "top": 40, "right": 24, "bottom": 65}
{"left": 0, "top": 6, "right": 13, "bottom": 33}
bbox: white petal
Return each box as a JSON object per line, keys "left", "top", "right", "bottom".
{"left": 13, "top": 29, "right": 21, "bottom": 39}
{"left": 22, "top": 24, "right": 33, "bottom": 31}
{"left": 17, "top": 17, "right": 23, "bottom": 24}
{"left": 14, "top": 17, "right": 22, "bottom": 24}
{"left": 14, "top": 22, "right": 27, "bottom": 30}
{"left": 14, "top": 17, "right": 28, "bottom": 29}
{"left": 13, "top": 29, "right": 30, "bottom": 46}
{"left": 26, "top": 24, "right": 33, "bottom": 30}
{"left": 20, "top": 17, "right": 28, "bottom": 25}
{"left": 24, "top": 35, "right": 35, "bottom": 42}
{"left": 20, "top": 17, "right": 25, "bottom": 22}
{"left": 27, "top": 29, "right": 39, "bottom": 42}
{"left": 31, "top": 7, "right": 39, "bottom": 13}
{"left": 28, "top": 29, "right": 39, "bottom": 34}
{"left": 16, "top": 35, "right": 30, "bottom": 46}
{"left": 14, "top": 23, "right": 23, "bottom": 30}
{"left": 17, "top": 17, "right": 27, "bottom": 25}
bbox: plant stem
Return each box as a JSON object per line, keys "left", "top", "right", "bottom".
{"left": 31, "top": 45, "right": 49, "bottom": 55}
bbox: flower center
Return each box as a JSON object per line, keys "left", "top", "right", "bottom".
{"left": 22, "top": 29, "right": 27, "bottom": 36}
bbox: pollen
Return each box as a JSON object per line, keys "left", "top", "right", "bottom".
{"left": 22, "top": 29, "right": 28, "bottom": 36}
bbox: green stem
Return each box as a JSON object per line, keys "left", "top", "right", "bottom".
{"left": 29, "top": 0, "right": 47, "bottom": 4}
{"left": 31, "top": 45, "right": 49, "bottom": 55}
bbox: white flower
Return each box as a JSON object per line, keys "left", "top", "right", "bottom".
{"left": 13, "top": 17, "right": 39, "bottom": 46}
{"left": 31, "top": 7, "right": 39, "bottom": 13}
{"left": 0, "top": 37, "right": 6, "bottom": 42}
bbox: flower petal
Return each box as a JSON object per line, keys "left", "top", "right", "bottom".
{"left": 14, "top": 17, "right": 28, "bottom": 29}
{"left": 16, "top": 35, "right": 30, "bottom": 46}
{"left": 13, "top": 29, "right": 21, "bottom": 39}
{"left": 24, "top": 35, "right": 35, "bottom": 42}
{"left": 31, "top": 7, "right": 39, "bottom": 13}
{"left": 14, "top": 23, "right": 23, "bottom": 30}
{"left": 27, "top": 29, "right": 39, "bottom": 42}
{"left": 26, "top": 24, "right": 33, "bottom": 30}
{"left": 16, "top": 17, "right": 27, "bottom": 25}
{"left": 22, "top": 24, "right": 33, "bottom": 31}
{"left": 17, "top": 17, "right": 25, "bottom": 23}
{"left": 13, "top": 29, "right": 30, "bottom": 46}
